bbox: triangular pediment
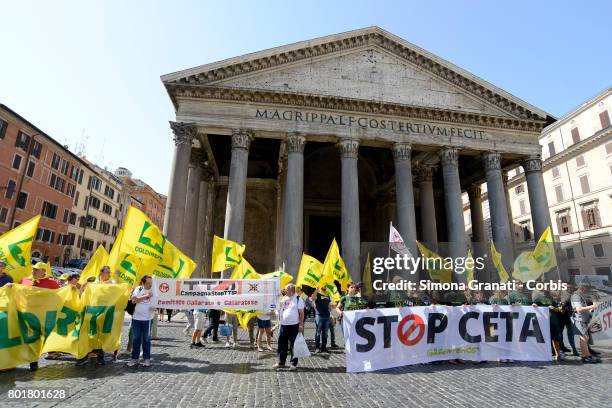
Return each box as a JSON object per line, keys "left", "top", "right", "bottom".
{"left": 163, "top": 26, "right": 551, "bottom": 122}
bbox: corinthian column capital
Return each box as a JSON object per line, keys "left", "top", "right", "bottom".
{"left": 522, "top": 155, "right": 543, "bottom": 173}
{"left": 336, "top": 138, "right": 359, "bottom": 159}
{"left": 392, "top": 142, "right": 412, "bottom": 161}
{"left": 467, "top": 184, "right": 482, "bottom": 199}
{"left": 170, "top": 122, "right": 197, "bottom": 146}
{"left": 439, "top": 147, "right": 459, "bottom": 166}
{"left": 231, "top": 129, "right": 253, "bottom": 150}
{"left": 482, "top": 151, "right": 502, "bottom": 171}
{"left": 286, "top": 132, "right": 306, "bottom": 154}
{"left": 414, "top": 165, "right": 435, "bottom": 183}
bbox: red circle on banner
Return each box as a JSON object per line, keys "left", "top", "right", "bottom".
{"left": 159, "top": 283, "right": 170, "bottom": 293}
{"left": 397, "top": 314, "right": 425, "bottom": 346}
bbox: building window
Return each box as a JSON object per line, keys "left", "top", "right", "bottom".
{"left": 0, "top": 118, "right": 7, "bottom": 139}
{"left": 104, "top": 185, "right": 115, "bottom": 200}
{"left": 579, "top": 175, "right": 590, "bottom": 194}
{"left": 16, "top": 192, "right": 28, "bottom": 209}
{"left": 600, "top": 110, "right": 611, "bottom": 129}
{"left": 15, "top": 131, "right": 30, "bottom": 151}
{"left": 67, "top": 183, "right": 75, "bottom": 198}
{"left": 12, "top": 154, "right": 22, "bottom": 170}
{"left": 89, "top": 195, "right": 101, "bottom": 209}
{"left": 566, "top": 247, "right": 575, "bottom": 260}
{"left": 51, "top": 153, "right": 61, "bottom": 170}
{"left": 86, "top": 215, "right": 97, "bottom": 229}
{"left": 575, "top": 155, "right": 585, "bottom": 167}
{"left": 26, "top": 161, "right": 35, "bottom": 177}
{"left": 61, "top": 160, "right": 69, "bottom": 175}
{"left": 69, "top": 212, "right": 76, "bottom": 225}
{"left": 78, "top": 169, "right": 84, "bottom": 184}
{"left": 31, "top": 141, "right": 42, "bottom": 159}
{"left": 571, "top": 127, "right": 580, "bottom": 144}
{"left": 593, "top": 243, "right": 604, "bottom": 258}
{"left": 519, "top": 199, "right": 526, "bottom": 215}
{"left": 0, "top": 208, "right": 8, "bottom": 223}
{"left": 548, "top": 141, "right": 556, "bottom": 156}
{"left": 554, "top": 185, "right": 564, "bottom": 202}
{"left": 556, "top": 212, "right": 572, "bottom": 234}
{"left": 63, "top": 208, "right": 69, "bottom": 223}
{"left": 594, "top": 266, "right": 611, "bottom": 280}
{"left": 5, "top": 180, "right": 16, "bottom": 199}
{"left": 41, "top": 201, "right": 58, "bottom": 219}
{"left": 88, "top": 176, "right": 101, "bottom": 191}
{"left": 74, "top": 191, "right": 79, "bottom": 206}
{"left": 521, "top": 223, "right": 531, "bottom": 241}
{"left": 581, "top": 204, "right": 601, "bottom": 229}
{"left": 551, "top": 166, "right": 560, "bottom": 178}
{"left": 514, "top": 184, "right": 524, "bottom": 194}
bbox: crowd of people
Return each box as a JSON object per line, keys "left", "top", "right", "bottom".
{"left": 0, "top": 259, "right": 607, "bottom": 373}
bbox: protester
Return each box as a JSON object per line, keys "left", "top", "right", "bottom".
{"left": 58, "top": 273, "right": 70, "bottom": 287}
{"left": 337, "top": 282, "right": 367, "bottom": 314}
{"left": 256, "top": 310, "right": 273, "bottom": 352}
{"left": 272, "top": 283, "right": 305, "bottom": 371}
{"left": 190, "top": 309, "right": 207, "bottom": 348}
{"left": 0, "top": 260, "right": 12, "bottom": 287}
{"left": 183, "top": 309, "right": 195, "bottom": 336}
{"left": 558, "top": 286, "right": 579, "bottom": 356}
{"left": 310, "top": 286, "right": 332, "bottom": 353}
{"left": 570, "top": 284, "right": 600, "bottom": 364}
{"left": 489, "top": 289, "right": 509, "bottom": 305}
{"left": 329, "top": 301, "right": 339, "bottom": 349}
{"left": 508, "top": 281, "right": 532, "bottom": 305}
{"left": 225, "top": 312, "right": 239, "bottom": 348}
{"left": 202, "top": 309, "right": 221, "bottom": 343}
{"left": 128, "top": 275, "right": 154, "bottom": 367}
{"left": 533, "top": 290, "right": 566, "bottom": 361}
{"left": 166, "top": 308, "right": 173, "bottom": 322}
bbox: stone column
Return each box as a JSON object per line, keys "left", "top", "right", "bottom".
{"left": 392, "top": 142, "right": 418, "bottom": 259}
{"left": 202, "top": 178, "right": 216, "bottom": 278}
{"left": 439, "top": 147, "right": 467, "bottom": 283}
{"left": 182, "top": 163, "right": 202, "bottom": 258}
{"left": 522, "top": 156, "right": 553, "bottom": 240}
{"left": 193, "top": 172, "right": 211, "bottom": 277}
{"left": 223, "top": 129, "right": 252, "bottom": 244}
{"left": 415, "top": 165, "right": 438, "bottom": 250}
{"left": 502, "top": 170, "right": 516, "bottom": 257}
{"left": 163, "top": 122, "right": 195, "bottom": 244}
{"left": 282, "top": 133, "right": 306, "bottom": 277}
{"left": 337, "top": 138, "right": 361, "bottom": 282}
{"left": 467, "top": 184, "right": 486, "bottom": 244}
{"left": 483, "top": 152, "right": 514, "bottom": 271}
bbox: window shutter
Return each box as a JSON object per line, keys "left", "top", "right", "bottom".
{"left": 594, "top": 207, "right": 602, "bottom": 228}
{"left": 566, "top": 213, "right": 572, "bottom": 233}
{"left": 555, "top": 216, "right": 563, "bottom": 235}
{"left": 579, "top": 176, "right": 590, "bottom": 194}
{"left": 600, "top": 110, "right": 611, "bottom": 128}
{"left": 571, "top": 128, "right": 580, "bottom": 144}
{"left": 581, "top": 208, "right": 588, "bottom": 229}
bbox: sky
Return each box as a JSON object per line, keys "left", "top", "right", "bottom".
{"left": 1, "top": 1, "right": 610, "bottom": 195}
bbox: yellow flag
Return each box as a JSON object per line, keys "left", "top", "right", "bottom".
{"left": 416, "top": 241, "right": 452, "bottom": 284}
{"left": 323, "top": 281, "right": 342, "bottom": 303}
{"left": 211, "top": 235, "right": 245, "bottom": 272}
{"left": 79, "top": 245, "right": 109, "bottom": 285}
{"left": 260, "top": 270, "right": 293, "bottom": 289}
{"left": 513, "top": 226, "right": 557, "bottom": 282}
{"left": 491, "top": 241, "right": 510, "bottom": 283}
{"left": 230, "top": 258, "right": 261, "bottom": 280}
{"left": 0, "top": 215, "right": 40, "bottom": 283}
{"left": 466, "top": 249, "right": 474, "bottom": 282}
{"left": 361, "top": 252, "right": 374, "bottom": 298}
{"left": 153, "top": 241, "right": 196, "bottom": 279}
{"left": 321, "top": 239, "right": 350, "bottom": 291}
{"left": 296, "top": 253, "right": 324, "bottom": 288}
{"left": 107, "top": 229, "right": 123, "bottom": 272}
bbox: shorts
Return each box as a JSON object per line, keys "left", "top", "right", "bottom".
{"left": 256, "top": 318, "right": 271, "bottom": 329}
{"left": 194, "top": 313, "right": 206, "bottom": 331}
{"left": 571, "top": 319, "right": 589, "bottom": 337}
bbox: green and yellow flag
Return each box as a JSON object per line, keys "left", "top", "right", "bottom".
{"left": 416, "top": 241, "right": 452, "bottom": 284}
{"left": 230, "top": 258, "right": 261, "bottom": 280}
{"left": 321, "top": 239, "right": 350, "bottom": 291}
{"left": 260, "top": 269, "right": 293, "bottom": 289}
{"left": 513, "top": 226, "right": 557, "bottom": 282}
{"left": 0, "top": 215, "right": 40, "bottom": 283}
{"left": 211, "top": 235, "right": 245, "bottom": 273}
{"left": 296, "top": 254, "right": 324, "bottom": 288}
{"left": 79, "top": 244, "right": 109, "bottom": 285}
{"left": 361, "top": 252, "right": 374, "bottom": 298}
{"left": 491, "top": 241, "right": 510, "bottom": 283}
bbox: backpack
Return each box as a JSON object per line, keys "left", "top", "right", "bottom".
{"left": 125, "top": 286, "right": 140, "bottom": 315}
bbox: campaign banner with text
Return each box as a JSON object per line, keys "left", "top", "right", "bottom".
{"left": 343, "top": 305, "right": 551, "bottom": 373}
{"left": 152, "top": 278, "right": 280, "bottom": 311}
{"left": 590, "top": 298, "right": 612, "bottom": 341}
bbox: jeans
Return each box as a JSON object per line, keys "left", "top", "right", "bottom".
{"left": 315, "top": 315, "right": 330, "bottom": 350}
{"left": 277, "top": 324, "right": 299, "bottom": 366}
{"left": 203, "top": 312, "right": 220, "bottom": 341}
{"left": 329, "top": 318, "right": 336, "bottom": 345}
{"left": 131, "top": 319, "right": 151, "bottom": 361}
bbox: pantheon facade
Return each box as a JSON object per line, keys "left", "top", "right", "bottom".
{"left": 160, "top": 27, "right": 555, "bottom": 282}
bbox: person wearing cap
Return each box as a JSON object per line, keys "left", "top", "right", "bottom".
{"left": 19, "top": 262, "right": 60, "bottom": 370}
{"left": 0, "top": 260, "right": 13, "bottom": 287}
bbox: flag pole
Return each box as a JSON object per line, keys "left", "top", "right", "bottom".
{"left": 386, "top": 221, "right": 392, "bottom": 282}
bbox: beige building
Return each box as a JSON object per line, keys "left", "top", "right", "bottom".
{"left": 65, "top": 160, "right": 124, "bottom": 260}
{"left": 466, "top": 87, "right": 612, "bottom": 282}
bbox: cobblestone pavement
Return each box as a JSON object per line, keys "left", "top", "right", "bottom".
{"left": 1, "top": 313, "right": 610, "bottom": 408}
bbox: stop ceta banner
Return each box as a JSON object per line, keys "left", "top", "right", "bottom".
{"left": 342, "top": 305, "right": 551, "bottom": 373}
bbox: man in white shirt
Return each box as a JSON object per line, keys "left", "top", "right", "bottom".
{"left": 128, "top": 275, "right": 154, "bottom": 367}
{"left": 272, "top": 284, "right": 304, "bottom": 371}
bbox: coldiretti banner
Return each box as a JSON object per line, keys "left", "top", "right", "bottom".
{"left": 343, "top": 305, "right": 551, "bottom": 372}
{"left": 0, "top": 283, "right": 130, "bottom": 369}
{"left": 152, "top": 278, "right": 280, "bottom": 311}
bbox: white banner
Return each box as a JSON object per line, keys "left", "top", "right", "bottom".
{"left": 590, "top": 298, "right": 612, "bottom": 341}
{"left": 152, "top": 278, "right": 280, "bottom": 311}
{"left": 343, "top": 305, "right": 551, "bottom": 373}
